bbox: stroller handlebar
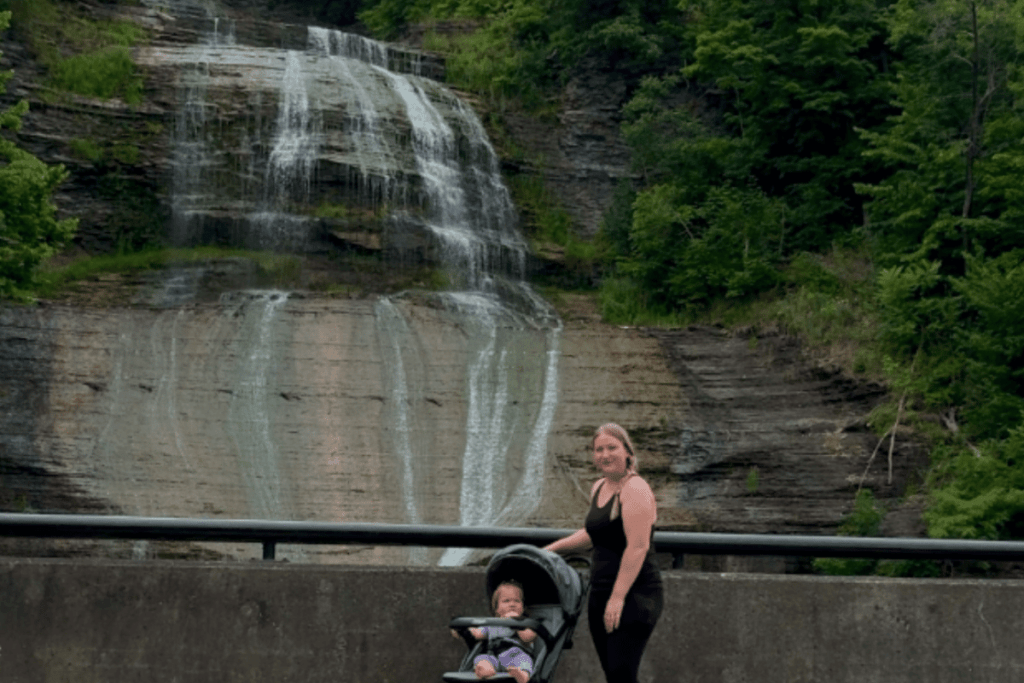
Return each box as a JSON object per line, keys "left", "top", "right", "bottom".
{"left": 449, "top": 617, "right": 542, "bottom": 630}
{"left": 448, "top": 616, "right": 554, "bottom": 647}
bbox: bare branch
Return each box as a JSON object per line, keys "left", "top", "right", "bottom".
{"left": 857, "top": 423, "right": 893, "bottom": 493}
{"left": 887, "top": 393, "right": 906, "bottom": 485}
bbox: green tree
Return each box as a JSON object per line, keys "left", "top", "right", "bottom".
{"left": 601, "top": 0, "right": 892, "bottom": 317}
{"left": 859, "top": 0, "right": 1024, "bottom": 424}
{"left": 858, "top": 0, "right": 1024, "bottom": 543}
{"left": 679, "top": 0, "right": 892, "bottom": 251}
{"left": 0, "top": 10, "right": 77, "bottom": 300}
{"left": 857, "top": 0, "right": 1024, "bottom": 262}
{"left": 954, "top": 250, "right": 1024, "bottom": 439}
{"left": 926, "top": 419, "right": 1024, "bottom": 539}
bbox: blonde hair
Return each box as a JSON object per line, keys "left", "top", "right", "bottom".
{"left": 593, "top": 422, "right": 638, "bottom": 473}
{"left": 491, "top": 580, "right": 525, "bottom": 614}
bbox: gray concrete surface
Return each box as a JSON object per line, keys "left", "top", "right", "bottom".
{"left": 1, "top": 558, "right": 1023, "bottom": 682}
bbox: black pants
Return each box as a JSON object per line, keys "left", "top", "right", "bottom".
{"left": 587, "top": 585, "right": 664, "bottom": 683}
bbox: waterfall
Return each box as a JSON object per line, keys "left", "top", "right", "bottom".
{"left": 435, "top": 292, "right": 561, "bottom": 567}
{"left": 266, "top": 50, "right": 320, "bottom": 208}
{"left": 308, "top": 27, "right": 397, "bottom": 205}
{"left": 227, "top": 291, "right": 292, "bottom": 520}
{"left": 374, "top": 298, "right": 430, "bottom": 565}
{"left": 169, "top": 48, "right": 212, "bottom": 247}
{"left": 301, "top": 27, "right": 562, "bottom": 560}
{"left": 153, "top": 14, "right": 562, "bottom": 561}
{"left": 309, "top": 27, "right": 388, "bottom": 69}
{"left": 248, "top": 49, "right": 322, "bottom": 250}
{"left": 382, "top": 68, "right": 527, "bottom": 290}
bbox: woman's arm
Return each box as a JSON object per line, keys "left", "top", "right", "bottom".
{"left": 543, "top": 527, "right": 592, "bottom": 554}
{"left": 543, "top": 478, "right": 601, "bottom": 555}
{"left": 603, "top": 476, "right": 657, "bottom": 632}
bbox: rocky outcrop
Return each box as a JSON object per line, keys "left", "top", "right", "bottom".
{"left": 534, "top": 302, "right": 923, "bottom": 537}
{"left": 0, "top": 292, "right": 918, "bottom": 562}
{"left": 1, "top": 1, "right": 448, "bottom": 254}
{"left": 496, "top": 55, "right": 637, "bottom": 240}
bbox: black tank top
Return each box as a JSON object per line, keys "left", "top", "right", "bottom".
{"left": 585, "top": 479, "right": 662, "bottom": 592}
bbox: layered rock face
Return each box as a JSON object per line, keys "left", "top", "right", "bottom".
{"left": 541, "top": 308, "right": 924, "bottom": 537}
{"left": 0, "top": 294, "right": 920, "bottom": 564}
{"left": 503, "top": 55, "right": 637, "bottom": 240}
{"left": 1, "top": 292, "right": 560, "bottom": 564}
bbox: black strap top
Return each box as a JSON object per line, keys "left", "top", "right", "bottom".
{"left": 585, "top": 479, "right": 661, "bottom": 592}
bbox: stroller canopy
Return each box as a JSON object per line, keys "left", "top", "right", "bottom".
{"left": 484, "top": 544, "right": 584, "bottom": 616}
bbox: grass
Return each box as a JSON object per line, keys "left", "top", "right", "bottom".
{"left": 6, "top": 0, "right": 147, "bottom": 104}
{"left": 32, "top": 245, "right": 456, "bottom": 303}
{"left": 35, "top": 247, "right": 305, "bottom": 299}
{"left": 583, "top": 243, "right": 888, "bottom": 382}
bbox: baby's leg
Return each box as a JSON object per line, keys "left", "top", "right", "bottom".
{"left": 498, "top": 648, "right": 533, "bottom": 683}
{"left": 506, "top": 666, "right": 530, "bottom": 683}
{"left": 472, "top": 655, "right": 499, "bottom": 679}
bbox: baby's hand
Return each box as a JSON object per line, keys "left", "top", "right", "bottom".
{"left": 451, "top": 627, "right": 486, "bottom": 640}
{"left": 517, "top": 628, "right": 537, "bottom": 643}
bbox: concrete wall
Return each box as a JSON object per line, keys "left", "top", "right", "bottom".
{"left": 1, "top": 558, "right": 1023, "bottom": 683}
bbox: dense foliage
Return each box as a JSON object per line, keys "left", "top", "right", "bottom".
{"left": 0, "top": 10, "right": 76, "bottom": 300}
{"left": 2, "top": 0, "right": 146, "bottom": 104}
{"left": 354, "top": 0, "right": 1024, "bottom": 552}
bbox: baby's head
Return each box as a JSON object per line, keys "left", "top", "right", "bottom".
{"left": 491, "top": 580, "right": 526, "bottom": 618}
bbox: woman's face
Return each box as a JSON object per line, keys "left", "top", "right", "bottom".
{"left": 494, "top": 585, "right": 525, "bottom": 618}
{"left": 593, "top": 432, "right": 630, "bottom": 478}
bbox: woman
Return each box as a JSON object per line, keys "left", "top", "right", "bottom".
{"left": 544, "top": 423, "right": 663, "bottom": 683}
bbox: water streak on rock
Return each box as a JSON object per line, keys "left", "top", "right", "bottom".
{"left": 227, "top": 291, "right": 291, "bottom": 520}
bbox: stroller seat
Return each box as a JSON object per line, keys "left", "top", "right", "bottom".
{"left": 444, "top": 545, "right": 586, "bottom": 683}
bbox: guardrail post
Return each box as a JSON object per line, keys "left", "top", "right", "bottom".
{"left": 263, "top": 541, "right": 276, "bottom": 561}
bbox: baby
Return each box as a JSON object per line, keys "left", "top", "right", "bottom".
{"left": 455, "top": 580, "right": 537, "bottom": 683}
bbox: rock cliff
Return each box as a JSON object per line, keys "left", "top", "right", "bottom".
{"left": 1, "top": 288, "right": 925, "bottom": 565}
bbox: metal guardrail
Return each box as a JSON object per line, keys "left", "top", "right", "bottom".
{"left": 3, "top": 512, "right": 1024, "bottom": 564}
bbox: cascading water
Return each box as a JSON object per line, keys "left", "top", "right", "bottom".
{"left": 227, "top": 290, "right": 292, "bottom": 521}
{"left": 249, "top": 49, "right": 322, "bottom": 250}
{"left": 307, "top": 27, "right": 396, "bottom": 202}
{"left": 141, "top": 6, "right": 562, "bottom": 563}
{"left": 167, "top": 8, "right": 238, "bottom": 247}
{"left": 434, "top": 293, "right": 562, "bottom": 567}
{"left": 374, "top": 297, "right": 430, "bottom": 566}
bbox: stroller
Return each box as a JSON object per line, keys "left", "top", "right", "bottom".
{"left": 445, "top": 544, "right": 587, "bottom": 683}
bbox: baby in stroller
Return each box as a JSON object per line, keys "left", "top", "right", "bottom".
{"left": 445, "top": 544, "right": 586, "bottom": 683}
{"left": 453, "top": 580, "right": 536, "bottom": 683}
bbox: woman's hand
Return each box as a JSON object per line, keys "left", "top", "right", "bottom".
{"left": 543, "top": 528, "right": 592, "bottom": 554}
{"left": 604, "top": 595, "right": 625, "bottom": 633}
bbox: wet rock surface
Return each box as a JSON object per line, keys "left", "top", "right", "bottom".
{"left": 1, "top": 291, "right": 928, "bottom": 566}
